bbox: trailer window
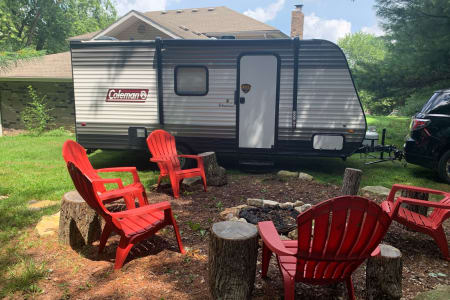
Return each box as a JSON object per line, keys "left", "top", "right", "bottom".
{"left": 175, "top": 66, "right": 208, "bottom": 96}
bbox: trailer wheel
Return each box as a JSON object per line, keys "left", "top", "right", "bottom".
{"left": 437, "top": 150, "right": 450, "bottom": 184}
{"left": 177, "top": 144, "right": 195, "bottom": 169}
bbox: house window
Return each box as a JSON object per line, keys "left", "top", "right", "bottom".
{"left": 174, "top": 66, "right": 208, "bottom": 96}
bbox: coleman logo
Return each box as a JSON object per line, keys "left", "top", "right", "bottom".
{"left": 241, "top": 83, "right": 251, "bottom": 94}
{"left": 105, "top": 89, "right": 149, "bottom": 102}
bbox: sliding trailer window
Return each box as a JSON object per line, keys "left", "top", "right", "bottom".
{"left": 174, "top": 66, "right": 209, "bottom": 96}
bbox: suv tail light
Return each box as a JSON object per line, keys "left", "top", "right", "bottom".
{"left": 410, "top": 118, "right": 430, "bottom": 131}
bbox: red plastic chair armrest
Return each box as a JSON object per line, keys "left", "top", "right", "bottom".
{"left": 95, "top": 185, "right": 140, "bottom": 201}
{"left": 97, "top": 167, "right": 140, "bottom": 183}
{"left": 91, "top": 177, "right": 125, "bottom": 189}
{"left": 111, "top": 201, "right": 171, "bottom": 218}
{"left": 398, "top": 197, "right": 450, "bottom": 209}
{"left": 387, "top": 184, "right": 447, "bottom": 202}
{"left": 150, "top": 157, "right": 175, "bottom": 171}
{"left": 258, "top": 221, "right": 296, "bottom": 256}
{"left": 178, "top": 155, "right": 203, "bottom": 167}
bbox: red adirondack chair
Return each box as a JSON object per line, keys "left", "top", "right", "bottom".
{"left": 62, "top": 140, "right": 147, "bottom": 208}
{"left": 381, "top": 184, "right": 450, "bottom": 260}
{"left": 258, "top": 196, "right": 391, "bottom": 300}
{"left": 146, "top": 130, "right": 207, "bottom": 198}
{"left": 66, "top": 162, "right": 185, "bottom": 269}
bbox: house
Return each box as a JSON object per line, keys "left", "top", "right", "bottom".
{"left": 0, "top": 5, "right": 304, "bottom": 131}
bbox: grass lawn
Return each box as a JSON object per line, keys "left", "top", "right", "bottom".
{"left": 0, "top": 116, "right": 448, "bottom": 296}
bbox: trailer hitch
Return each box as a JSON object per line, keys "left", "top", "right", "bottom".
{"left": 356, "top": 128, "right": 406, "bottom": 166}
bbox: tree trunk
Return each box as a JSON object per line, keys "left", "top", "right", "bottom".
{"left": 198, "top": 152, "right": 227, "bottom": 186}
{"left": 209, "top": 221, "right": 258, "bottom": 300}
{"left": 401, "top": 190, "right": 429, "bottom": 216}
{"left": 59, "top": 190, "right": 102, "bottom": 249}
{"left": 341, "top": 168, "right": 363, "bottom": 195}
{"left": 366, "top": 244, "right": 402, "bottom": 300}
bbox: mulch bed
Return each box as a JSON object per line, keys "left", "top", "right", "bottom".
{"left": 9, "top": 172, "right": 449, "bottom": 299}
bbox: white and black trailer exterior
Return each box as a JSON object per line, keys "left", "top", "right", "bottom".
{"left": 70, "top": 38, "right": 366, "bottom": 161}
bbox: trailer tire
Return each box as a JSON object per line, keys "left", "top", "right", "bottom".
{"left": 437, "top": 150, "right": 450, "bottom": 184}
{"left": 177, "top": 143, "right": 195, "bottom": 169}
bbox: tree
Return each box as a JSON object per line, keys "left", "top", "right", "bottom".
{"left": 373, "top": 0, "right": 450, "bottom": 96}
{"left": 338, "top": 32, "right": 387, "bottom": 68}
{"left": 0, "top": 0, "right": 117, "bottom": 54}
{"left": 338, "top": 32, "right": 393, "bottom": 114}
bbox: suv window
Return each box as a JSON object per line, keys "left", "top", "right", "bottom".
{"left": 421, "top": 92, "right": 450, "bottom": 114}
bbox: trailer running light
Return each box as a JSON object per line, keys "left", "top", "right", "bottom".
{"left": 410, "top": 119, "right": 430, "bottom": 131}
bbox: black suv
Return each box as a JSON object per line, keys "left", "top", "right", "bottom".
{"left": 404, "top": 89, "right": 450, "bottom": 183}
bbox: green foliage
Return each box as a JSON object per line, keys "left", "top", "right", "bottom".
{"left": 20, "top": 85, "right": 54, "bottom": 135}
{"left": 0, "top": 47, "right": 45, "bottom": 69}
{"left": 339, "top": 1, "right": 450, "bottom": 115}
{"left": 0, "top": 0, "right": 117, "bottom": 54}
{"left": 338, "top": 32, "right": 387, "bottom": 69}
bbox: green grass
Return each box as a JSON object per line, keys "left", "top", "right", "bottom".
{"left": 0, "top": 129, "right": 159, "bottom": 296}
{"left": 0, "top": 116, "right": 448, "bottom": 296}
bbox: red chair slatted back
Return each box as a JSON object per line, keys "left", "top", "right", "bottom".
{"left": 146, "top": 130, "right": 181, "bottom": 172}
{"left": 62, "top": 140, "right": 105, "bottom": 192}
{"left": 66, "top": 162, "right": 110, "bottom": 220}
{"left": 429, "top": 196, "right": 450, "bottom": 226}
{"left": 295, "top": 196, "right": 391, "bottom": 282}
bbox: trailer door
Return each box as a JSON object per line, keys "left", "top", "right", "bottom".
{"left": 238, "top": 54, "right": 278, "bottom": 149}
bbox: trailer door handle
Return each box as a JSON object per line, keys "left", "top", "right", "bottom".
{"left": 239, "top": 97, "right": 245, "bottom": 104}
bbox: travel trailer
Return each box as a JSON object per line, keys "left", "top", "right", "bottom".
{"left": 70, "top": 38, "right": 366, "bottom": 162}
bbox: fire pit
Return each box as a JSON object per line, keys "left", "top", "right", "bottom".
{"left": 239, "top": 207, "right": 299, "bottom": 234}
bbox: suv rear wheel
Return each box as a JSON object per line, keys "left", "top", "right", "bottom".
{"left": 437, "top": 150, "right": 450, "bottom": 183}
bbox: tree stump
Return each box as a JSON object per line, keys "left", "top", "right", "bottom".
{"left": 341, "top": 168, "right": 363, "bottom": 195}
{"left": 401, "top": 190, "right": 429, "bottom": 217}
{"left": 366, "top": 244, "right": 402, "bottom": 300}
{"left": 199, "top": 152, "right": 227, "bottom": 186}
{"left": 59, "top": 191, "right": 102, "bottom": 248}
{"left": 209, "top": 221, "right": 258, "bottom": 300}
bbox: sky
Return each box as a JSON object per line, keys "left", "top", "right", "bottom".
{"left": 114, "top": 0, "right": 384, "bottom": 42}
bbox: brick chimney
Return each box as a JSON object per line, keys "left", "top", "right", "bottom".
{"left": 291, "top": 4, "right": 304, "bottom": 39}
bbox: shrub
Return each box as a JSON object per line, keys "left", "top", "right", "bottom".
{"left": 359, "top": 89, "right": 396, "bottom": 115}
{"left": 20, "top": 86, "right": 53, "bottom": 135}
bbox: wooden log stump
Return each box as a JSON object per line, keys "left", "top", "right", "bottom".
{"left": 59, "top": 191, "right": 102, "bottom": 248}
{"left": 401, "top": 190, "right": 429, "bottom": 217}
{"left": 209, "top": 221, "right": 258, "bottom": 300}
{"left": 366, "top": 244, "right": 402, "bottom": 300}
{"left": 341, "top": 168, "right": 363, "bottom": 195}
{"left": 199, "top": 152, "right": 227, "bottom": 186}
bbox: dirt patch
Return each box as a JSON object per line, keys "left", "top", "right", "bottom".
{"left": 7, "top": 172, "right": 449, "bottom": 299}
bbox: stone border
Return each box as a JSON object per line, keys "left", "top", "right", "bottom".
{"left": 219, "top": 198, "right": 313, "bottom": 240}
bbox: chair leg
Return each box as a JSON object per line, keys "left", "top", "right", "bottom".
{"left": 164, "top": 208, "right": 185, "bottom": 254}
{"left": 114, "top": 236, "right": 134, "bottom": 270}
{"left": 345, "top": 277, "right": 356, "bottom": 300}
{"left": 169, "top": 174, "right": 180, "bottom": 198}
{"left": 431, "top": 226, "right": 449, "bottom": 260}
{"left": 261, "top": 243, "right": 272, "bottom": 278}
{"left": 98, "top": 222, "right": 113, "bottom": 254}
{"left": 282, "top": 276, "right": 295, "bottom": 300}
{"left": 200, "top": 171, "right": 207, "bottom": 192}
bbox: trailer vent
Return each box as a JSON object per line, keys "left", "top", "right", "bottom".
{"left": 192, "top": 9, "right": 198, "bottom": 12}
{"left": 177, "top": 9, "right": 183, "bottom": 13}
{"left": 208, "top": 8, "right": 215, "bottom": 11}
{"left": 161, "top": 11, "right": 167, "bottom": 14}
{"left": 179, "top": 25, "right": 189, "bottom": 31}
